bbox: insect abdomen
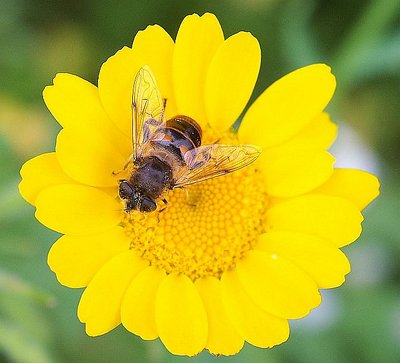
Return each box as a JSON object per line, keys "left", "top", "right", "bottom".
{"left": 154, "top": 115, "right": 202, "bottom": 161}
{"left": 167, "top": 115, "right": 202, "bottom": 148}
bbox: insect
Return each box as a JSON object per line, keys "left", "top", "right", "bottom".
{"left": 118, "top": 66, "right": 262, "bottom": 213}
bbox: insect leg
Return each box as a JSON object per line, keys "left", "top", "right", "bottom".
{"left": 112, "top": 154, "right": 134, "bottom": 175}
{"left": 158, "top": 198, "right": 169, "bottom": 213}
{"left": 159, "top": 98, "right": 167, "bottom": 121}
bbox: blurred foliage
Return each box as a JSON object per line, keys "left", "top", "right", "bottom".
{"left": 0, "top": 0, "right": 399, "bottom": 362}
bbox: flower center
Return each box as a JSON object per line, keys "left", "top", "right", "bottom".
{"left": 122, "top": 163, "right": 267, "bottom": 281}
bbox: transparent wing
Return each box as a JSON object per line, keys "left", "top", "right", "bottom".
{"left": 173, "top": 144, "right": 262, "bottom": 187}
{"left": 132, "top": 66, "right": 165, "bottom": 161}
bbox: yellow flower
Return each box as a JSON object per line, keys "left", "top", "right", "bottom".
{"left": 19, "top": 13, "right": 379, "bottom": 357}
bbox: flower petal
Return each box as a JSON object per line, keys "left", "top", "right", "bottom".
{"left": 256, "top": 231, "right": 351, "bottom": 288}
{"left": 121, "top": 266, "right": 166, "bottom": 340}
{"left": 48, "top": 226, "right": 130, "bottom": 288}
{"left": 43, "top": 73, "right": 106, "bottom": 130}
{"left": 205, "top": 32, "right": 260, "bottom": 133}
{"left": 35, "top": 184, "right": 122, "bottom": 235}
{"left": 19, "top": 152, "right": 74, "bottom": 206}
{"left": 55, "top": 129, "right": 126, "bottom": 187}
{"left": 173, "top": 13, "right": 224, "bottom": 126}
{"left": 266, "top": 195, "right": 364, "bottom": 247}
{"left": 221, "top": 269, "right": 289, "bottom": 348}
{"left": 155, "top": 273, "right": 208, "bottom": 356}
{"left": 259, "top": 149, "right": 335, "bottom": 197}
{"left": 77, "top": 250, "right": 147, "bottom": 336}
{"left": 43, "top": 73, "right": 131, "bottom": 156}
{"left": 98, "top": 47, "right": 141, "bottom": 137}
{"left": 270, "top": 112, "right": 337, "bottom": 153}
{"left": 312, "top": 168, "right": 380, "bottom": 210}
{"left": 236, "top": 250, "right": 321, "bottom": 319}
{"left": 195, "top": 277, "right": 244, "bottom": 355}
{"left": 239, "top": 64, "right": 336, "bottom": 148}
{"left": 132, "top": 24, "right": 177, "bottom": 119}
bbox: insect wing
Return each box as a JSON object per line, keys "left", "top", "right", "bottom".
{"left": 173, "top": 144, "right": 262, "bottom": 187}
{"left": 132, "top": 66, "right": 165, "bottom": 161}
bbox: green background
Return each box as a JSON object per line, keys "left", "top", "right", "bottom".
{"left": 1, "top": 0, "right": 399, "bottom": 362}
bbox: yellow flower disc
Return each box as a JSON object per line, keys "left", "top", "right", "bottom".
{"left": 123, "top": 160, "right": 266, "bottom": 281}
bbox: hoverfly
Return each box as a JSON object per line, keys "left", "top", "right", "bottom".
{"left": 118, "top": 66, "right": 261, "bottom": 213}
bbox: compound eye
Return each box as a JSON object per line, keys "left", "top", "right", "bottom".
{"left": 119, "top": 180, "right": 134, "bottom": 199}
{"left": 140, "top": 196, "right": 157, "bottom": 212}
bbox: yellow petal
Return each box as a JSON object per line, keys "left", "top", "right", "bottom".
{"left": 221, "top": 269, "right": 289, "bottom": 348}
{"left": 48, "top": 226, "right": 130, "bottom": 288}
{"left": 269, "top": 112, "right": 337, "bottom": 153}
{"left": 239, "top": 64, "right": 336, "bottom": 148}
{"left": 236, "top": 250, "right": 321, "bottom": 319}
{"left": 195, "top": 277, "right": 244, "bottom": 355}
{"left": 43, "top": 73, "right": 131, "bottom": 156}
{"left": 205, "top": 32, "right": 260, "bottom": 133}
{"left": 266, "top": 195, "right": 364, "bottom": 247}
{"left": 19, "top": 152, "right": 74, "bottom": 206}
{"left": 132, "top": 24, "right": 177, "bottom": 119}
{"left": 155, "top": 273, "right": 208, "bottom": 356}
{"left": 43, "top": 73, "right": 104, "bottom": 129}
{"left": 121, "top": 266, "right": 166, "bottom": 340}
{"left": 312, "top": 168, "right": 380, "bottom": 210}
{"left": 35, "top": 184, "right": 122, "bottom": 235}
{"left": 259, "top": 149, "right": 335, "bottom": 197}
{"left": 55, "top": 129, "right": 126, "bottom": 187}
{"left": 98, "top": 47, "right": 141, "bottom": 137}
{"left": 256, "top": 231, "right": 351, "bottom": 288}
{"left": 173, "top": 13, "right": 224, "bottom": 126}
{"left": 78, "top": 250, "right": 147, "bottom": 336}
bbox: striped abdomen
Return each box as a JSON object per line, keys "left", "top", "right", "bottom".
{"left": 152, "top": 115, "right": 202, "bottom": 162}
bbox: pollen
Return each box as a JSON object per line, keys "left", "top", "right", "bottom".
{"left": 122, "top": 163, "right": 267, "bottom": 281}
